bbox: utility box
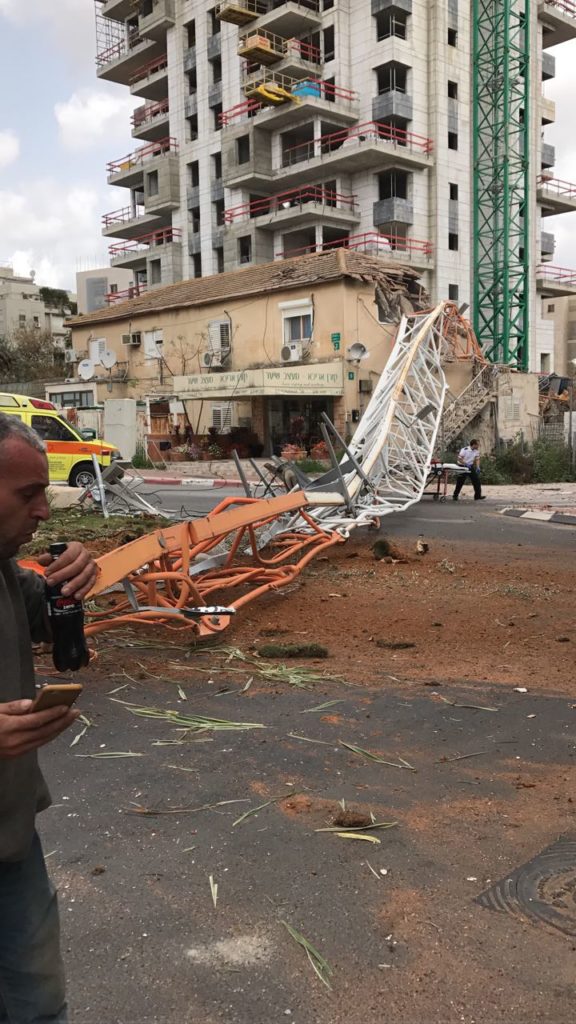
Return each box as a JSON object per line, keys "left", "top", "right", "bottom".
{"left": 103, "top": 399, "right": 138, "bottom": 460}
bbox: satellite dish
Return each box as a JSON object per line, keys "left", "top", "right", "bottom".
{"left": 78, "top": 359, "right": 95, "bottom": 381}
{"left": 101, "top": 348, "right": 118, "bottom": 370}
{"left": 346, "top": 342, "right": 369, "bottom": 362}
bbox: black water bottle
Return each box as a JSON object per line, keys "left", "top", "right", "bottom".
{"left": 45, "top": 542, "right": 90, "bottom": 672}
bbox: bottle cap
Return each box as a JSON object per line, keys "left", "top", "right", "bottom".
{"left": 49, "top": 542, "right": 68, "bottom": 558}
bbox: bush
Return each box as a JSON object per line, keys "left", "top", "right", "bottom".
{"left": 480, "top": 438, "right": 575, "bottom": 485}
{"left": 132, "top": 442, "right": 154, "bottom": 469}
{"left": 295, "top": 458, "right": 327, "bottom": 474}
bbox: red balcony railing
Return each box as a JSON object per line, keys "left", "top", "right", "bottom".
{"left": 537, "top": 174, "right": 576, "bottom": 199}
{"left": 239, "top": 29, "right": 322, "bottom": 64}
{"left": 220, "top": 77, "right": 357, "bottom": 126}
{"left": 109, "top": 228, "right": 182, "bottom": 258}
{"left": 277, "top": 231, "right": 434, "bottom": 261}
{"left": 129, "top": 53, "right": 168, "bottom": 85}
{"left": 543, "top": 0, "right": 576, "bottom": 18}
{"left": 219, "top": 97, "right": 263, "bottom": 126}
{"left": 102, "top": 206, "right": 146, "bottom": 228}
{"left": 106, "top": 284, "right": 148, "bottom": 305}
{"left": 225, "top": 185, "right": 358, "bottom": 223}
{"left": 96, "top": 30, "right": 146, "bottom": 69}
{"left": 132, "top": 99, "right": 169, "bottom": 128}
{"left": 536, "top": 264, "right": 576, "bottom": 285}
{"left": 107, "top": 136, "right": 178, "bottom": 176}
{"left": 282, "top": 120, "right": 434, "bottom": 166}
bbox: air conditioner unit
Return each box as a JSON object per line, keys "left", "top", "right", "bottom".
{"left": 64, "top": 349, "right": 79, "bottom": 364}
{"left": 203, "top": 350, "right": 222, "bottom": 368}
{"left": 281, "top": 341, "right": 303, "bottom": 363}
{"left": 121, "top": 332, "right": 142, "bottom": 346}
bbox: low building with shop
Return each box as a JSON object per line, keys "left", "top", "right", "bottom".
{"left": 65, "top": 249, "right": 428, "bottom": 455}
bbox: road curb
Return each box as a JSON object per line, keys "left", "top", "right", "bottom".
{"left": 130, "top": 474, "right": 245, "bottom": 488}
{"left": 500, "top": 507, "right": 576, "bottom": 526}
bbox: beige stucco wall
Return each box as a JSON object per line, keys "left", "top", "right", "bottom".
{"left": 70, "top": 279, "right": 400, "bottom": 437}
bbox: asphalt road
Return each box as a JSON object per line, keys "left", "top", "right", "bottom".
{"left": 33, "top": 485, "right": 576, "bottom": 1023}
{"left": 132, "top": 482, "right": 576, "bottom": 552}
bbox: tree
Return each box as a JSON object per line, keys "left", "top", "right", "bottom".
{"left": 38, "top": 286, "right": 77, "bottom": 316}
{"left": 0, "top": 328, "right": 66, "bottom": 385}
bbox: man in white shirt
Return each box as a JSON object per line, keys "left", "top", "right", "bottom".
{"left": 452, "top": 438, "right": 486, "bottom": 500}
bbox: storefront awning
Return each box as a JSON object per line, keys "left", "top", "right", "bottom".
{"left": 173, "top": 361, "right": 344, "bottom": 400}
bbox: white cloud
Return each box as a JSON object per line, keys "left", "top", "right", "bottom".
{"left": 55, "top": 89, "right": 136, "bottom": 152}
{"left": 0, "top": 130, "right": 19, "bottom": 168}
{"left": 0, "top": 0, "right": 95, "bottom": 63}
{"left": 0, "top": 180, "right": 111, "bottom": 289}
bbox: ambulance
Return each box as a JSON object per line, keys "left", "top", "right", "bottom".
{"left": 0, "top": 393, "right": 119, "bottom": 487}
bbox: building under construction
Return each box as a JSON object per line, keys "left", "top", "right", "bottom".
{"left": 95, "top": 0, "right": 576, "bottom": 372}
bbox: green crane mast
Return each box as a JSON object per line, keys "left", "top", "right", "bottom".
{"left": 472, "top": 0, "right": 530, "bottom": 370}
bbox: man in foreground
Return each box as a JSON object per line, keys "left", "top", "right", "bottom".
{"left": 452, "top": 438, "right": 486, "bottom": 501}
{"left": 0, "top": 412, "right": 97, "bottom": 1023}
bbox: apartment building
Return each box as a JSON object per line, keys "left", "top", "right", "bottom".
{"left": 95, "top": 0, "right": 576, "bottom": 372}
{"left": 0, "top": 266, "right": 45, "bottom": 338}
{"left": 76, "top": 267, "right": 138, "bottom": 314}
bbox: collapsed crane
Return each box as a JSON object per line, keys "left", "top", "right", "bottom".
{"left": 85, "top": 301, "right": 481, "bottom": 638}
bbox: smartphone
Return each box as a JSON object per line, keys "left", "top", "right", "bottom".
{"left": 31, "top": 684, "right": 83, "bottom": 712}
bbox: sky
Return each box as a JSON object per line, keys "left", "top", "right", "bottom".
{"left": 0, "top": 1, "right": 575, "bottom": 292}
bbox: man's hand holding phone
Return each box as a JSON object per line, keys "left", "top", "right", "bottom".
{"left": 0, "top": 698, "right": 81, "bottom": 759}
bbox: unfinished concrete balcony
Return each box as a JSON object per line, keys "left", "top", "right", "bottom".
{"left": 236, "top": 73, "right": 359, "bottom": 131}
{"left": 217, "top": 0, "right": 267, "bottom": 26}
{"left": 129, "top": 53, "right": 168, "bottom": 100}
{"left": 109, "top": 227, "right": 183, "bottom": 272}
{"left": 222, "top": 123, "right": 274, "bottom": 190}
{"left": 98, "top": 0, "right": 135, "bottom": 22}
{"left": 541, "top": 51, "right": 556, "bottom": 80}
{"left": 107, "top": 137, "right": 179, "bottom": 189}
{"left": 238, "top": 29, "right": 322, "bottom": 80}
{"left": 538, "top": 0, "right": 576, "bottom": 47}
{"left": 225, "top": 185, "right": 361, "bottom": 233}
{"left": 541, "top": 96, "right": 556, "bottom": 125}
{"left": 372, "top": 90, "right": 413, "bottom": 122}
{"left": 540, "top": 230, "right": 556, "bottom": 260}
{"left": 276, "top": 230, "right": 434, "bottom": 271}
{"left": 537, "top": 174, "right": 576, "bottom": 216}
{"left": 138, "top": 0, "right": 175, "bottom": 41}
{"left": 252, "top": 1, "right": 322, "bottom": 37}
{"left": 373, "top": 196, "right": 413, "bottom": 227}
{"left": 541, "top": 142, "right": 556, "bottom": 169}
{"left": 536, "top": 264, "right": 576, "bottom": 297}
{"left": 131, "top": 99, "right": 170, "bottom": 142}
{"left": 101, "top": 204, "right": 162, "bottom": 240}
{"left": 96, "top": 30, "right": 164, "bottom": 86}
{"left": 275, "top": 121, "right": 433, "bottom": 189}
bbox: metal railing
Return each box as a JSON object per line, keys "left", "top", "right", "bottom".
{"left": 106, "top": 284, "right": 148, "bottom": 305}
{"left": 96, "top": 30, "right": 147, "bottom": 69}
{"left": 536, "top": 264, "right": 576, "bottom": 285}
{"left": 102, "top": 206, "right": 146, "bottom": 228}
{"left": 281, "top": 120, "right": 434, "bottom": 166}
{"left": 107, "top": 136, "right": 178, "bottom": 176}
{"left": 216, "top": 0, "right": 267, "bottom": 18}
{"left": 239, "top": 28, "right": 321, "bottom": 63}
{"left": 225, "top": 185, "right": 358, "bottom": 223}
{"left": 442, "top": 364, "right": 498, "bottom": 438}
{"left": 219, "top": 97, "right": 263, "bottom": 126}
{"left": 132, "top": 99, "right": 169, "bottom": 128}
{"left": 543, "top": 0, "right": 576, "bottom": 18}
{"left": 537, "top": 174, "right": 576, "bottom": 199}
{"left": 109, "top": 228, "right": 182, "bottom": 258}
{"left": 276, "top": 231, "right": 433, "bottom": 260}
{"left": 129, "top": 53, "right": 168, "bottom": 85}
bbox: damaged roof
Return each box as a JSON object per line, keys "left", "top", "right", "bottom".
{"left": 69, "top": 249, "right": 428, "bottom": 328}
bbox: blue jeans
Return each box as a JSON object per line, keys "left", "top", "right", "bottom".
{"left": 0, "top": 833, "right": 67, "bottom": 1024}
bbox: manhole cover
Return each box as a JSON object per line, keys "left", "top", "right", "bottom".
{"left": 476, "top": 835, "right": 576, "bottom": 937}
